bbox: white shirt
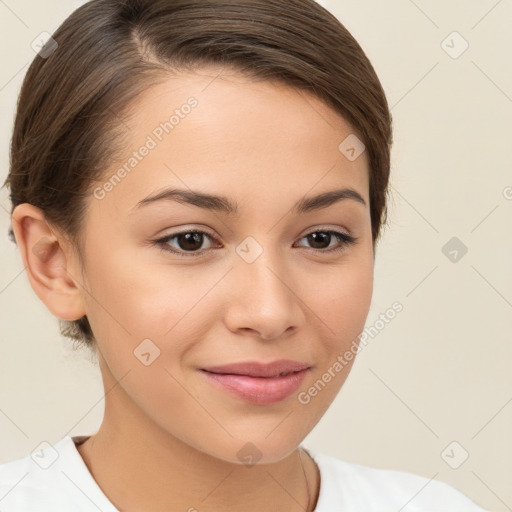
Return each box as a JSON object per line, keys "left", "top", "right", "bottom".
{"left": 0, "top": 435, "right": 487, "bottom": 511}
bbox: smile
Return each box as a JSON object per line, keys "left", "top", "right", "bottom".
{"left": 199, "top": 368, "right": 310, "bottom": 405}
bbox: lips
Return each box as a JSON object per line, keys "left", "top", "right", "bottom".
{"left": 200, "top": 366, "right": 310, "bottom": 405}
{"left": 201, "top": 359, "right": 311, "bottom": 378}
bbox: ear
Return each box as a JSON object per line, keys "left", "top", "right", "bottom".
{"left": 11, "top": 203, "right": 87, "bottom": 321}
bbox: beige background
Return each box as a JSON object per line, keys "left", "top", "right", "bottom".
{"left": 1, "top": 1, "right": 511, "bottom": 510}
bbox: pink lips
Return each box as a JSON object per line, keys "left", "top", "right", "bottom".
{"left": 200, "top": 359, "right": 311, "bottom": 405}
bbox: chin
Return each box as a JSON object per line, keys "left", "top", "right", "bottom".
{"left": 203, "top": 436, "right": 302, "bottom": 467}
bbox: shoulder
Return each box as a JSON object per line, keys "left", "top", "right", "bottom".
{"left": 306, "top": 449, "right": 488, "bottom": 512}
{"left": 0, "top": 441, "right": 68, "bottom": 510}
{"left": 0, "top": 435, "right": 118, "bottom": 512}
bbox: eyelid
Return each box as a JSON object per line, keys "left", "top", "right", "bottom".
{"left": 157, "top": 224, "right": 353, "bottom": 240}
{"left": 299, "top": 224, "right": 353, "bottom": 238}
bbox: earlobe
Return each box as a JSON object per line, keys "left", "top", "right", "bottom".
{"left": 11, "top": 203, "right": 87, "bottom": 322}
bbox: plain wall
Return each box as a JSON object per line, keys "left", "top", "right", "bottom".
{"left": 0, "top": 1, "right": 511, "bottom": 510}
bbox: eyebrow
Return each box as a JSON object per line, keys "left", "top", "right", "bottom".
{"left": 133, "top": 187, "right": 367, "bottom": 215}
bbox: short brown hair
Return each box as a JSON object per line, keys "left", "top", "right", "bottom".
{"left": 2, "top": 0, "right": 393, "bottom": 350}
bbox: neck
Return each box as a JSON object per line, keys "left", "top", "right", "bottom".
{"left": 76, "top": 373, "right": 320, "bottom": 511}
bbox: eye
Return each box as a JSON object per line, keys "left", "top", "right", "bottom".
{"left": 154, "top": 230, "right": 219, "bottom": 258}
{"left": 294, "top": 229, "right": 357, "bottom": 254}
{"left": 153, "top": 228, "right": 358, "bottom": 258}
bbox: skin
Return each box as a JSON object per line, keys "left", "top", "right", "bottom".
{"left": 12, "top": 65, "right": 374, "bottom": 511}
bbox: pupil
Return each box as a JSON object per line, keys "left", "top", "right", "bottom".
{"left": 308, "top": 232, "right": 329, "bottom": 249}
{"left": 179, "top": 232, "right": 202, "bottom": 251}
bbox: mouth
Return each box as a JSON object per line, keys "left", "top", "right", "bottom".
{"left": 199, "top": 360, "right": 311, "bottom": 404}
{"left": 202, "top": 370, "right": 301, "bottom": 378}
{"left": 200, "top": 359, "right": 311, "bottom": 378}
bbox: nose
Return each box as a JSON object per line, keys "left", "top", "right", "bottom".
{"left": 223, "top": 249, "right": 305, "bottom": 340}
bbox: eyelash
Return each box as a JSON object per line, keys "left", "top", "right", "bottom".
{"left": 153, "top": 228, "right": 357, "bottom": 258}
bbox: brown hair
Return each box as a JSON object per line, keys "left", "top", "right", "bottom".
{"left": 2, "top": 0, "right": 393, "bottom": 350}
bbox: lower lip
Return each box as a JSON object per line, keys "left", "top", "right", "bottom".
{"left": 200, "top": 368, "right": 309, "bottom": 405}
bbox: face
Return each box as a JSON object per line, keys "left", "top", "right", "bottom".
{"left": 73, "top": 66, "right": 374, "bottom": 464}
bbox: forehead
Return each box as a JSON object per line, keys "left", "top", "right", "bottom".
{"left": 95, "top": 67, "right": 370, "bottom": 214}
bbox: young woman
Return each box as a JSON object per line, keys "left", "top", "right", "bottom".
{"left": 0, "top": 0, "right": 487, "bottom": 510}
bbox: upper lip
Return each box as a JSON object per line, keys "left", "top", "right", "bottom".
{"left": 201, "top": 359, "right": 311, "bottom": 378}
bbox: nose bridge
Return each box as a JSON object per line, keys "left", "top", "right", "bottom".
{"left": 225, "top": 235, "right": 303, "bottom": 338}
{"left": 237, "top": 236, "right": 291, "bottom": 304}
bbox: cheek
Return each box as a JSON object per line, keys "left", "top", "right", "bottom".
{"left": 294, "top": 261, "right": 373, "bottom": 417}
{"left": 304, "top": 257, "right": 373, "bottom": 344}
{"left": 82, "top": 254, "right": 224, "bottom": 398}
{"left": 84, "top": 248, "right": 203, "bottom": 339}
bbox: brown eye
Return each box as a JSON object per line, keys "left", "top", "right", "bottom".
{"left": 174, "top": 232, "right": 205, "bottom": 251}
{"left": 295, "top": 230, "right": 357, "bottom": 253}
{"left": 155, "top": 230, "right": 218, "bottom": 257}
